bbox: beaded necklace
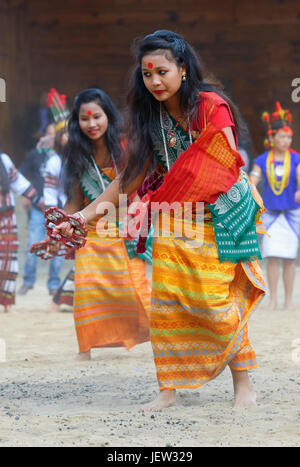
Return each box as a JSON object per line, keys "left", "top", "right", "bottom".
{"left": 90, "top": 151, "right": 118, "bottom": 193}
{"left": 266, "top": 149, "right": 291, "bottom": 196}
{"left": 159, "top": 103, "right": 192, "bottom": 171}
{"left": 161, "top": 110, "right": 187, "bottom": 148}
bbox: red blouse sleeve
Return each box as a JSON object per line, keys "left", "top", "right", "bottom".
{"left": 210, "top": 103, "right": 238, "bottom": 147}
{"left": 210, "top": 104, "right": 234, "bottom": 129}
{"left": 195, "top": 93, "right": 238, "bottom": 147}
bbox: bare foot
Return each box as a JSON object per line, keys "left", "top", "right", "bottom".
{"left": 48, "top": 301, "right": 60, "bottom": 313}
{"left": 59, "top": 304, "right": 73, "bottom": 313}
{"left": 231, "top": 369, "right": 257, "bottom": 408}
{"left": 4, "top": 305, "right": 15, "bottom": 313}
{"left": 75, "top": 350, "right": 91, "bottom": 361}
{"left": 234, "top": 388, "right": 257, "bottom": 408}
{"left": 267, "top": 300, "right": 278, "bottom": 311}
{"left": 140, "top": 389, "right": 176, "bottom": 412}
{"left": 283, "top": 302, "right": 296, "bottom": 311}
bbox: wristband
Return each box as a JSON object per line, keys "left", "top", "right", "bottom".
{"left": 75, "top": 210, "right": 87, "bottom": 225}
{"left": 44, "top": 207, "right": 88, "bottom": 250}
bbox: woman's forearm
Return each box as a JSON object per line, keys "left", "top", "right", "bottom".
{"left": 80, "top": 167, "right": 149, "bottom": 223}
{"left": 249, "top": 164, "right": 261, "bottom": 186}
{"left": 296, "top": 164, "right": 300, "bottom": 190}
{"left": 80, "top": 177, "right": 121, "bottom": 223}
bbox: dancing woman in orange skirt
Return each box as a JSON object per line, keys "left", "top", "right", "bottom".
{"left": 62, "top": 88, "right": 151, "bottom": 360}
{"left": 55, "top": 33, "right": 265, "bottom": 408}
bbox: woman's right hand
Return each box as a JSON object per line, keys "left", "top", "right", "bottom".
{"left": 53, "top": 221, "right": 74, "bottom": 238}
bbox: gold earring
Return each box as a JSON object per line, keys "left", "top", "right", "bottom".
{"left": 182, "top": 72, "right": 187, "bottom": 82}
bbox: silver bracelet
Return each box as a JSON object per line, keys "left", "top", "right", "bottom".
{"left": 75, "top": 211, "right": 87, "bottom": 225}
{"left": 250, "top": 171, "right": 260, "bottom": 178}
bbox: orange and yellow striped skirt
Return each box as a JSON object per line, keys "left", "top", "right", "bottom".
{"left": 74, "top": 220, "right": 151, "bottom": 353}
{"left": 151, "top": 211, "right": 265, "bottom": 390}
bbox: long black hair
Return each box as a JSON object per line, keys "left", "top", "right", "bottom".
{"left": 63, "top": 88, "right": 123, "bottom": 199}
{"left": 0, "top": 145, "right": 10, "bottom": 195}
{"left": 121, "top": 29, "right": 247, "bottom": 189}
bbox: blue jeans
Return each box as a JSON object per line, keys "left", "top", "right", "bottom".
{"left": 23, "top": 207, "right": 62, "bottom": 291}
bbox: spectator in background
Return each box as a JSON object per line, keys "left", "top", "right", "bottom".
{"left": 250, "top": 102, "right": 300, "bottom": 311}
{"left": 43, "top": 127, "right": 69, "bottom": 313}
{"left": 0, "top": 144, "right": 40, "bottom": 312}
{"left": 18, "top": 123, "right": 63, "bottom": 296}
{"left": 239, "top": 146, "right": 250, "bottom": 173}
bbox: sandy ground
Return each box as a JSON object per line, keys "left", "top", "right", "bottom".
{"left": 0, "top": 201, "right": 300, "bottom": 447}
{"left": 0, "top": 267, "right": 299, "bottom": 447}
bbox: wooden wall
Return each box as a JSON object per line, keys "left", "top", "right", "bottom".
{"left": 1, "top": 0, "right": 300, "bottom": 164}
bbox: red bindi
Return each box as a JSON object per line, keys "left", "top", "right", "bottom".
{"left": 87, "top": 110, "right": 92, "bottom": 115}
{"left": 148, "top": 62, "right": 153, "bottom": 69}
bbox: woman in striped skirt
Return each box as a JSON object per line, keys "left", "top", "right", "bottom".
{"left": 61, "top": 88, "right": 151, "bottom": 360}
{"left": 54, "top": 32, "right": 265, "bottom": 409}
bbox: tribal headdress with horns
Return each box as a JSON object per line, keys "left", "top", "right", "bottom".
{"left": 47, "top": 88, "right": 70, "bottom": 132}
{"left": 262, "top": 101, "right": 293, "bottom": 149}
